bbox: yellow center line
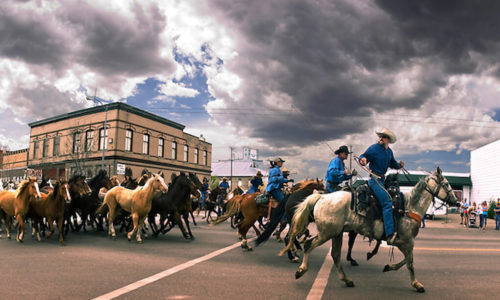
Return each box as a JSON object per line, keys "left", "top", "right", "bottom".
{"left": 415, "top": 247, "right": 500, "bottom": 252}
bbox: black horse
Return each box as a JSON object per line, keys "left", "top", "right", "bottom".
{"left": 203, "top": 187, "right": 223, "bottom": 223}
{"left": 70, "top": 170, "right": 113, "bottom": 232}
{"left": 148, "top": 172, "right": 202, "bottom": 239}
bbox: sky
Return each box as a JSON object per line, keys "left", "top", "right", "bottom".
{"left": 1, "top": 0, "right": 500, "bottom": 179}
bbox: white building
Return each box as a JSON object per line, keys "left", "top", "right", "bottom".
{"left": 471, "top": 139, "right": 500, "bottom": 204}
{"left": 211, "top": 159, "right": 268, "bottom": 191}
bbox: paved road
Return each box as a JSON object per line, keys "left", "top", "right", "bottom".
{"left": 1, "top": 213, "right": 499, "bottom": 299}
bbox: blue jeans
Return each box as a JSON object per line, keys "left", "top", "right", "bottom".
{"left": 495, "top": 214, "right": 500, "bottom": 230}
{"left": 326, "top": 182, "right": 340, "bottom": 193}
{"left": 255, "top": 189, "right": 286, "bottom": 246}
{"left": 368, "top": 177, "right": 395, "bottom": 236}
{"left": 201, "top": 192, "right": 207, "bottom": 209}
{"left": 217, "top": 193, "right": 226, "bottom": 216}
{"left": 480, "top": 215, "right": 487, "bottom": 227}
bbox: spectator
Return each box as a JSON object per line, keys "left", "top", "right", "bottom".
{"left": 494, "top": 199, "right": 500, "bottom": 230}
{"left": 460, "top": 198, "right": 469, "bottom": 225}
{"left": 480, "top": 201, "right": 488, "bottom": 230}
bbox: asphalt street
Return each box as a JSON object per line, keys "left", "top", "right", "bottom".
{"left": 0, "top": 213, "right": 499, "bottom": 300}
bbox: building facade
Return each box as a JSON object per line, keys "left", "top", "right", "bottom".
{"left": 471, "top": 139, "right": 500, "bottom": 204}
{"left": 211, "top": 159, "right": 268, "bottom": 191}
{"left": 27, "top": 102, "right": 211, "bottom": 181}
{"left": 0, "top": 149, "right": 29, "bottom": 182}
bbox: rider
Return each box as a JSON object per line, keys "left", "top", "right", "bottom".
{"left": 325, "top": 145, "right": 357, "bottom": 193}
{"left": 200, "top": 177, "right": 209, "bottom": 210}
{"left": 249, "top": 171, "right": 264, "bottom": 194}
{"left": 255, "top": 157, "right": 294, "bottom": 246}
{"left": 217, "top": 177, "right": 230, "bottom": 216}
{"left": 359, "top": 128, "right": 404, "bottom": 245}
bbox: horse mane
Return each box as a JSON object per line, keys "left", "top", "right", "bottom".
{"left": 88, "top": 170, "right": 107, "bottom": 187}
{"left": 69, "top": 174, "right": 83, "bottom": 184}
{"left": 291, "top": 180, "right": 319, "bottom": 193}
{"left": 406, "top": 177, "right": 428, "bottom": 207}
{"left": 52, "top": 181, "right": 61, "bottom": 199}
{"left": 15, "top": 179, "right": 31, "bottom": 198}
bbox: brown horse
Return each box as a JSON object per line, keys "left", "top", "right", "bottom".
{"left": 98, "top": 175, "right": 121, "bottom": 201}
{"left": 29, "top": 180, "right": 72, "bottom": 245}
{"left": 97, "top": 174, "right": 168, "bottom": 243}
{"left": 6, "top": 178, "right": 41, "bottom": 242}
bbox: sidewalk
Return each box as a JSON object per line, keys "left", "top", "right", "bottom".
{"left": 423, "top": 213, "right": 499, "bottom": 231}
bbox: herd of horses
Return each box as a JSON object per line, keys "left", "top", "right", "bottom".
{"left": 0, "top": 167, "right": 457, "bottom": 292}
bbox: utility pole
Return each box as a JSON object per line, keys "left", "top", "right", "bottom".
{"left": 349, "top": 145, "right": 353, "bottom": 187}
{"left": 230, "top": 146, "right": 233, "bottom": 190}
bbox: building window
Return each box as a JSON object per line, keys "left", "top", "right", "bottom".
{"left": 73, "top": 132, "right": 82, "bottom": 153}
{"left": 42, "top": 139, "right": 49, "bottom": 157}
{"left": 158, "top": 137, "right": 164, "bottom": 157}
{"left": 194, "top": 148, "right": 199, "bottom": 164}
{"left": 183, "top": 145, "right": 188, "bottom": 162}
{"left": 172, "top": 141, "right": 177, "bottom": 160}
{"left": 203, "top": 150, "right": 207, "bottom": 166}
{"left": 85, "top": 130, "right": 94, "bottom": 152}
{"left": 99, "top": 128, "right": 107, "bottom": 150}
{"left": 125, "top": 129, "right": 133, "bottom": 152}
{"left": 33, "top": 140, "right": 38, "bottom": 159}
{"left": 53, "top": 136, "right": 60, "bottom": 156}
{"left": 142, "top": 134, "right": 150, "bottom": 154}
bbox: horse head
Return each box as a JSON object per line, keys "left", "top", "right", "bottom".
{"left": 16, "top": 177, "right": 41, "bottom": 201}
{"left": 137, "top": 174, "right": 150, "bottom": 186}
{"left": 424, "top": 167, "right": 458, "bottom": 206}
{"left": 54, "top": 179, "right": 72, "bottom": 204}
{"left": 69, "top": 175, "right": 92, "bottom": 196}
{"left": 89, "top": 170, "right": 113, "bottom": 190}
{"left": 110, "top": 175, "right": 121, "bottom": 187}
{"left": 147, "top": 174, "right": 168, "bottom": 194}
{"left": 188, "top": 173, "right": 203, "bottom": 190}
{"left": 291, "top": 179, "right": 325, "bottom": 193}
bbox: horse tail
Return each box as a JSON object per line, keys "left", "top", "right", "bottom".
{"left": 279, "top": 193, "right": 322, "bottom": 256}
{"left": 209, "top": 197, "right": 241, "bottom": 226}
{"left": 96, "top": 191, "right": 112, "bottom": 215}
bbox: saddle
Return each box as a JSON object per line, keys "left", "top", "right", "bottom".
{"left": 254, "top": 193, "right": 279, "bottom": 208}
{"left": 351, "top": 174, "right": 405, "bottom": 240}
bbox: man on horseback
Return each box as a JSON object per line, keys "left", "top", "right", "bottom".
{"left": 217, "top": 178, "right": 229, "bottom": 216}
{"left": 359, "top": 128, "right": 404, "bottom": 245}
{"left": 249, "top": 171, "right": 263, "bottom": 194}
{"left": 325, "top": 145, "right": 357, "bottom": 193}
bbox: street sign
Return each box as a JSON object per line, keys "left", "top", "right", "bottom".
{"left": 116, "top": 163, "right": 126, "bottom": 175}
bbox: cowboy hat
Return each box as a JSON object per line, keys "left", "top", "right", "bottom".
{"left": 376, "top": 128, "right": 397, "bottom": 144}
{"left": 256, "top": 171, "right": 263, "bottom": 177}
{"left": 222, "top": 177, "right": 228, "bottom": 180}
{"left": 272, "top": 157, "right": 285, "bottom": 163}
{"left": 334, "top": 145, "right": 351, "bottom": 155}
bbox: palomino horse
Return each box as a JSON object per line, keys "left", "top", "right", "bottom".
{"left": 285, "top": 167, "right": 457, "bottom": 292}
{"left": 29, "top": 180, "right": 72, "bottom": 245}
{"left": 0, "top": 178, "right": 41, "bottom": 242}
{"left": 97, "top": 174, "right": 168, "bottom": 243}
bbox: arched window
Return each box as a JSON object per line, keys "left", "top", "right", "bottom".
{"left": 85, "top": 130, "right": 94, "bottom": 152}
{"left": 183, "top": 145, "right": 188, "bottom": 162}
{"left": 125, "top": 129, "right": 133, "bottom": 152}
{"left": 172, "top": 141, "right": 177, "bottom": 160}
{"left": 99, "top": 128, "right": 107, "bottom": 150}
{"left": 158, "top": 137, "right": 164, "bottom": 157}
{"left": 142, "top": 133, "right": 150, "bottom": 154}
{"left": 194, "top": 148, "right": 199, "bottom": 164}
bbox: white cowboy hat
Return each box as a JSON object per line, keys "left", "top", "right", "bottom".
{"left": 376, "top": 128, "right": 397, "bottom": 144}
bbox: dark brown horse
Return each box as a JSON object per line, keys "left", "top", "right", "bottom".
{"left": 29, "top": 180, "right": 72, "bottom": 245}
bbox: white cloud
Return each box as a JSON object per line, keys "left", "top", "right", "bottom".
{"left": 158, "top": 81, "right": 199, "bottom": 98}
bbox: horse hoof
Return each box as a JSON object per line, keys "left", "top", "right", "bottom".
{"left": 246, "top": 246, "right": 253, "bottom": 251}
{"left": 367, "top": 253, "right": 374, "bottom": 261}
{"left": 350, "top": 260, "right": 359, "bottom": 267}
{"left": 291, "top": 257, "right": 300, "bottom": 263}
{"left": 137, "top": 240, "right": 143, "bottom": 244}
{"left": 345, "top": 281, "right": 355, "bottom": 287}
{"left": 383, "top": 265, "right": 391, "bottom": 272}
{"left": 295, "top": 269, "right": 305, "bottom": 279}
{"left": 416, "top": 287, "right": 425, "bottom": 293}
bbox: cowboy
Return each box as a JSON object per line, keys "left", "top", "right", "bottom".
{"left": 359, "top": 128, "right": 404, "bottom": 245}
{"left": 217, "top": 177, "right": 230, "bottom": 216}
{"left": 325, "top": 145, "right": 357, "bottom": 193}
{"left": 249, "top": 171, "right": 263, "bottom": 194}
{"left": 200, "top": 177, "right": 209, "bottom": 210}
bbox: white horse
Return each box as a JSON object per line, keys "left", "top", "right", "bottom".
{"left": 284, "top": 167, "right": 457, "bottom": 292}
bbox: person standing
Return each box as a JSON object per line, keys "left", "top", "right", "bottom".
{"left": 359, "top": 128, "right": 404, "bottom": 245}
{"left": 481, "top": 201, "right": 488, "bottom": 230}
{"left": 462, "top": 199, "right": 470, "bottom": 227}
{"left": 325, "top": 145, "right": 357, "bottom": 193}
{"left": 494, "top": 199, "right": 500, "bottom": 230}
{"left": 249, "top": 171, "right": 264, "bottom": 194}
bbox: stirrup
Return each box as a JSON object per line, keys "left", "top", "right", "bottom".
{"left": 386, "top": 233, "right": 397, "bottom": 245}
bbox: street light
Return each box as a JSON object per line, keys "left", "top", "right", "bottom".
{"left": 86, "top": 95, "right": 108, "bottom": 171}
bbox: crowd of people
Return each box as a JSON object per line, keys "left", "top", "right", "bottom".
{"left": 460, "top": 198, "right": 500, "bottom": 230}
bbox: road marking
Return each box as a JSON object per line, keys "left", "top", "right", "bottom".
{"left": 415, "top": 247, "right": 500, "bottom": 252}
{"left": 306, "top": 247, "right": 332, "bottom": 300}
{"left": 92, "top": 240, "right": 251, "bottom": 300}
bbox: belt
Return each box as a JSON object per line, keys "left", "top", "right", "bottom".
{"left": 370, "top": 173, "right": 385, "bottom": 180}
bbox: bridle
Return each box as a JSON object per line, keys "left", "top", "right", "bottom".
{"left": 424, "top": 175, "right": 454, "bottom": 205}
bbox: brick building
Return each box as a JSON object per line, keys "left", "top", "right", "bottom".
{"left": 18, "top": 102, "right": 211, "bottom": 181}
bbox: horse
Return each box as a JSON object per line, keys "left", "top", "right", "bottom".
{"left": 28, "top": 180, "right": 72, "bottom": 245}
{"left": 7, "top": 178, "right": 41, "bottom": 242}
{"left": 285, "top": 167, "right": 457, "bottom": 292}
{"left": 98, "top": 175, "right": 121, "bottom": 201}
{"left": 72, "top": 170, "right": 113, "bottom": 232}
{"left": 39, "top": 178, "right": 54, "bottom": 194}
{"left": 97, "top": 174, "right": 168, "bottom": 243}
{"left": 203, "top": 187, "right": 223, "bottom": 222}
{"left": 64, "top": 174, "right": 92, "bottom": 234}
{"left": 148, "top": 172, "right": 202, "bottom": 239}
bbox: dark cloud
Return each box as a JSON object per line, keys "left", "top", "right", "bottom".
{"left": 204, "top": 0, "right": 500, "bottom": 152}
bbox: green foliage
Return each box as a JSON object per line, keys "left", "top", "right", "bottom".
{"left": 210, "top": 176, "right": 219, "bottom": 190}
{"left": 488, "top": 201, "right": 497, "bottom": 219}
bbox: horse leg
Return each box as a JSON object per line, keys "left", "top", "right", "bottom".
{"left": 252, "top": 224, "right": 261, "bottom": 237}
{"left": 5, "top": 216, "right": 12, "bottom": 239}
{"left": 367, "top": 240, "right": 382, "bottom": 261}
{"left": 46, "top": 217, "right": 55, "bottom": 239}
{"left": 396, "top": 242, "right": 424, "bottom": 293}
{"left": 135, "top": 216, "right": 146, "bottom": 244}
{"left": 346, "top": 231, "right": 359, "bottom": 266}
{"left": 57, "top": 217, "right": 65, "bottom": 246}
{"left": 190, "top": 211, "right": 197, "bottom": 226}
{"left": 183, "top": 213, "right": 194, "bottom": 239}
{"left": 173, "top": 212, "right": 190, "bottom": 239}
{"left": 127, "top": 213, "right": 139, "bottom": 242}
{"left": 107, "top": 204, "right": 117, "bottom": 238}
{"left": 295, "top": 234, "right": 330, "bottom": 279}
{"left": 284, "top": 234, "right": 299, "bottom": 262}
{"left": 16, "top": 214, "right": 26, "bottom": 243}
{"left": 238, "top": 217, "right": 256, "bottom": 251}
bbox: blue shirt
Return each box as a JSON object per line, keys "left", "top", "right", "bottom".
{"left": 325, "top": 156, "right": 352, "bottom": 184}
{"left": 266, "top": 166, "right": 288, "bottom": 192}
{"left": 219, "top": 181, "right": 229, "bottom": 192}
{"left": 201, "top": 183, "right": 209, "bottom": 193}
{"left": 360, "top": 143, "right": 401, "bottom": 175}
{"left": 249, "top": 177, "right": 263, "bottom": 193}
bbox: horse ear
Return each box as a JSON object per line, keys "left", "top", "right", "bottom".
{"left": 436, "top": 167, "right": 442, "bottom": 175}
